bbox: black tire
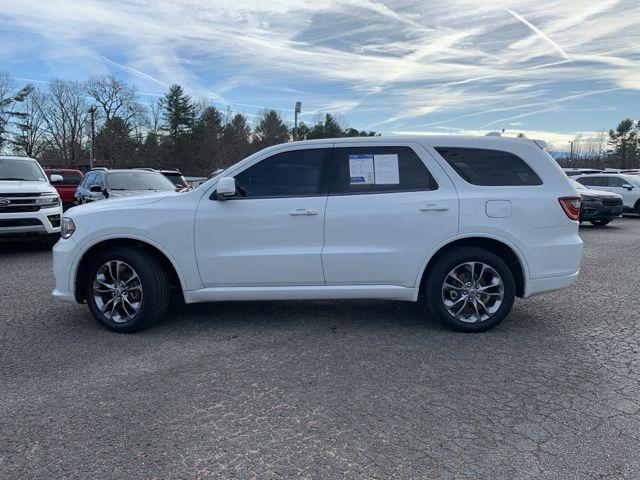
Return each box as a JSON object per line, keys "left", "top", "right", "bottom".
{"left": 424, "top": 247, "right": 516, "bottom": 332}
{"left": 590, "top": 219, "right": 611, "bottom": 227}
{"left": 85, "top": 247, "right": 170, "bottom": 332}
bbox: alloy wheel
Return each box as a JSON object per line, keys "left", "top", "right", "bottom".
{"left": 92, "top": 260, "right": 143, "bottom": 323}
{"left": 441, "top": 261, "right": 504, "bottom": 323}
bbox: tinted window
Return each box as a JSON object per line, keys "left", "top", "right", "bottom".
{"left": 163, "top": 173, "right": 187, "bottom": 186}
{"left": 61, "top": 172, "right": 82, "bottom": 184}
{"left": 607, "top": 177, "right": 626, "bottom": 187}
{"left": 94, "top": 172, "right": 105, "bottom": 188}
{"left": 234, "top": 149, "right": 330, "bottom": 198}
{"left": 107, "top": 171, "right": 176, "bottom": 191}
{"left": 576, "top": 176, "right": 603, "bottom": 187}
{"left": 82, "top": 172, "right": 96, "bottom": 187}
{"left": 436, "top": 147, "right": 542, "bottom": 186}
{"left": 331, "top": 146, "right": 436, "bottom": 195}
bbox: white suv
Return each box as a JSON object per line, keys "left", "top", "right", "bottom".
{"left": 52, "top": 136, "right": 583, "bottom": 333}
{"left": 574, "top": 173, "right": 640, "bottom": 212}
{"left": 0, "top": 156, "right": 62, "bottom": 242}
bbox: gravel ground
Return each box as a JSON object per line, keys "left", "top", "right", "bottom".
{"left": 1, "top": 218, "right": 640, "bottom": 479}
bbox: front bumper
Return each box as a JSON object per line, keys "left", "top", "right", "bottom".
{"left": 0, "top": 205, "right": 62, "bottom": 238}
{"left": 52, "top": 236, "right": 78, "bottom": 303}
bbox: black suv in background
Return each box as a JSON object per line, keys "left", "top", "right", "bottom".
{"left": 569, "top": 178, "right": 623, "bottom": 226}
{"left": 74, "top": 168, "right": 177, "bottom": 205}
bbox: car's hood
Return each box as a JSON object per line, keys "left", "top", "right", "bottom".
{"left": 108, "top": 189, "right": 176, "bottom": 198}
{"left": 0, "top": 180, "right": 56, "bottom": 194}
{"left": 67, "top": 190, "right": 178, "bottom": 215}
{"left": 579, "top": 188, "right": 622, "bottom": 199}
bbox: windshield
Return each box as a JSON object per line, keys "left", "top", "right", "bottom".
{"left": 623, "top": 175, "right": 640, "bottom": 187}
{"left": 0, "top": 158, "right": 47, "bottom": 181}
{"left": 108, "top": 171, "right": 177, "bottom": 191}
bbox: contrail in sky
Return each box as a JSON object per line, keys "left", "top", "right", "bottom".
{"left": 506, "top": 9, "right": 571, "bottom": 60}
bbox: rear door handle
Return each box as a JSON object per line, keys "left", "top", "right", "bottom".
{"left": 419, "top": 204, "right": 449, "bottom": 212}
{"left": 289, "top": 209, "right": 319, "bottom": 216}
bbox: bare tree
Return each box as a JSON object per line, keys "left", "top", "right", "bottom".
{"left": 86, "top": 74, "right": 139, "bottom": 125}
{"left": 36, "top": 79, "right": 88, "bottom": 167}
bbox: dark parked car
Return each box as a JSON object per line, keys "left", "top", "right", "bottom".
{"left": 44, "top": 168, "right": 83, "bottom": 210}
{"left": 74, "top": 168, "right": 177, "bottom": 205}
{"left": 569, "top": 178, "right": 623, "bottom": 226}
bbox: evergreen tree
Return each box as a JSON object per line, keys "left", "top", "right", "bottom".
{"left": 608, "top": 119, "right": 638, "bottom": 169}
{"left": 193, "top": 106, "right": 224, "bottom": 174}
{"left": 160, "top": 84, "right": 195, "bottom": 140}
{"left": 255, "top": 110, "right": 289, "bottom": 149}
{"left": 95, "top": 116, "right": 136, "bottom": 168}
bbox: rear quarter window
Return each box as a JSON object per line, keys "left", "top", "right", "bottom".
{"left": 435, "top": 147, "right": 542, "bottom": 186}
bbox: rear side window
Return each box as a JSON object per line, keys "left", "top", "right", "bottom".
{"left": 331, "top": 146, "right": 437, "bottom": 195}
{"left": 61, "top": 172, "right": 82, "bottom": 184}
{"left": 234, "top": 148, "right": 331, "bottom": 198}
{"left": 436, "top": 147, "right": 542, "bottom": 186}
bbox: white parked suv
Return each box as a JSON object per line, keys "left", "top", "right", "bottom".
{"left": 52, "top": 136, "right": 583, "bottom": 333}
{"left": 0, "top": 156, "right": 62, "bottom": 242}
{"left": 574, "top": 173, "right": 640, "bottom": 213}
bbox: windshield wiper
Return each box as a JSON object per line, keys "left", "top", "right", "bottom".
{"left": 0, "top": 177, "right": 32, "bottom": 181}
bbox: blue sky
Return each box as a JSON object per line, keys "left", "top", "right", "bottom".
{"left": 1, "top": 0, "right": 639, "bottom": 150}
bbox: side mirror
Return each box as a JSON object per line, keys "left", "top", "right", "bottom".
{"left": 50, "top": 174, "right": 63, "bottom": 183}
{"left": 215, "top": 177, "right": 236, "bottom": 200}
{"left": 89, "top": 184, "right": 103, "bottom": 193}
{"left": 622, "top": 184, "right": 634, "bottom": 190}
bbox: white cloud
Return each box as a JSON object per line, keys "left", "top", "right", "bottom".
{"left": 0, "top": 0, "right": 638, "bottom": 132}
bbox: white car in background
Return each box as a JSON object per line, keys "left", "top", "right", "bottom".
{"left": 574, "top": 173, "right": 640, "bottom": 213}
{"left": 0, "top": 156, "right": 62, "bottom": 242}
{"left": 52, "top": 136, "right": 583, "bottom": 333}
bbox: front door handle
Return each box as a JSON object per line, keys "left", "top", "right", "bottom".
{"left": 419, "top": 204, "right": 449, "bottom": 212}
{"left": 289, "top": 209, "right": 319, "bottom": 216}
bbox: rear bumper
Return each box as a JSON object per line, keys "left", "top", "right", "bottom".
{"left": 524, "top": 271, "right": 579, "bottom": 297}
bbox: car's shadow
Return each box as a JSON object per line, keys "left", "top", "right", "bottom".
{"left": 0, "top": 240, "right": 53, "bottom": 255}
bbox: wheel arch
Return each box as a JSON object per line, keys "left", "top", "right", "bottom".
{"left": 416, "top": 235, "right": 528, "bottom": 299}
{"left": 73, "top": 236, "right": 185, "bottom": 303}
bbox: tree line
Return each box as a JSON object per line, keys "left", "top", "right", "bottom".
{"left": 0, "top": 73, "right": 376, "bottom": 175}
{"left": 553, "top": 119, "right": 640, "bottom": 169}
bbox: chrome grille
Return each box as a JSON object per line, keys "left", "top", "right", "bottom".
{"left": 0, "top": 192, "right": 44, "bottom": 212}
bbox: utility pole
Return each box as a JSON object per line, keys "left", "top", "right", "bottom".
{"left": 569, "top": 140, "right": 574, "bottom": 162}
{"left": 88, "top": 106, "right": 96, "bottom": 169}
{"left": 294, "top": 101, "right": 302, "bottom": 141}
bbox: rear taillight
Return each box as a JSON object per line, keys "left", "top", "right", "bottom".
{"left": 559, "top": 196, "right": 581, "bottom": 221}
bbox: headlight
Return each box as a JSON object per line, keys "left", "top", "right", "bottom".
{"left": 36, "top": 194, "right": 60, "bottom": 207}
{"left": 60, "top": 217, "right": 76, "bottom": 239}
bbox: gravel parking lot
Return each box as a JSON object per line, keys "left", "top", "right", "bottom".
{"left": 2, "top": 218, "right": 640, "bottom": 479}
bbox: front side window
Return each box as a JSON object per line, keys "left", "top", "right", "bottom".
{"left": 233, "top": 149, "right": 330, "bottom": 198}
{"left": 436, "top": 147, "right": 542, "bottom": 186}
{"left": 607, "top": 176, "right": 626, "bottom": 187}
{"left": 83, "top": 172, "right": 96, "bottom": 187}
{"left": 0, "top": 158, "right": 47, "bottom": 182}
{"left": 331, "top": 146, "right": 436, "bottom": 195}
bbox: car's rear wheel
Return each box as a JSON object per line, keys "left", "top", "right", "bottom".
{"left": 85, "top": 247, "right": 170, "bottom": 332}
{"left": 590, "top": 219, "right": 611, "bottom": 227}
{"left": 425, "top": 247, "right": 516, "bottom": 332}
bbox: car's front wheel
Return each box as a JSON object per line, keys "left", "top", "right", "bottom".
{"left": 85, "top": 247, "right": 170, "bottom": 332}
{"left": 425, "top": 247, "right": 516, "bottom": 332}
